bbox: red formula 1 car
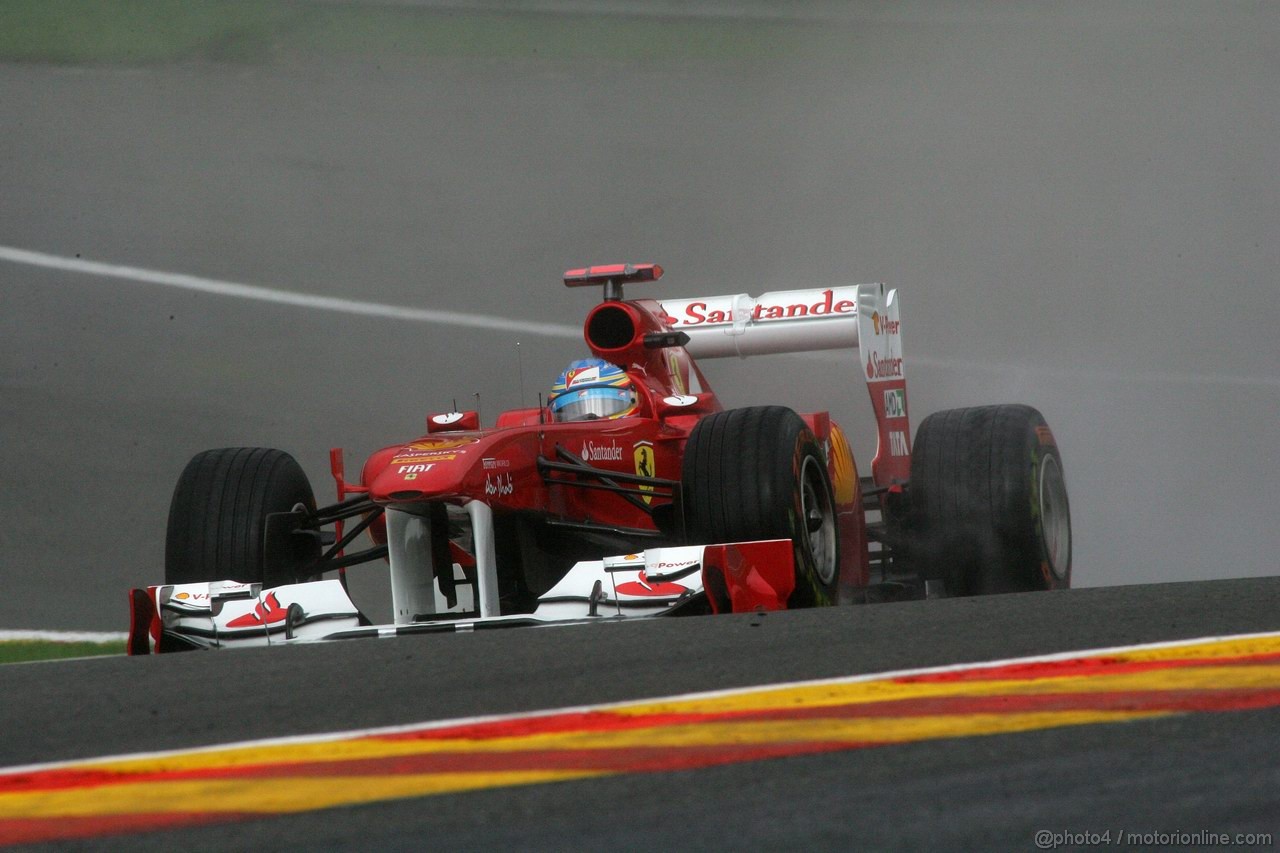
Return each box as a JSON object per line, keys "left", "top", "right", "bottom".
{"left": 129, "top": 264, "right": 1072, "bottom": 652}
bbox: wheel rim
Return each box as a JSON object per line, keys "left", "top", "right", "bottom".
{"left": 1038, "top": 453, "right": 1071, "bottom": 580}
{"left": 800, "top": 455, "right": 838, "bottom": 585}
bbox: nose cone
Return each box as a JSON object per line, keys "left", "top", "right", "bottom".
{"left": 369, "top": 435, "right": 483, "bottom": 503}
{"left": 367, "top": 432, "right": 535, "bottom": 507}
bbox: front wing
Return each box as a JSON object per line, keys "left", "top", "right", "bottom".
{"left": 129, "top": 539, "right": 795, "bottom": 653}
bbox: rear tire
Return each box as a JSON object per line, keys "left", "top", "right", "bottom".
{"left": 165, "top": 447, "right": 319, "bottom": 587}
{"left": 681, "top": 406, "right": 839, "bottom": 607}
{"left": 909, "top": 404, "right": 1071, "bottom": 594}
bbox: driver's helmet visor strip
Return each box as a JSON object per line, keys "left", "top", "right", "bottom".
{"left": 554, "top": 387, "right": 635, "bottom": 421}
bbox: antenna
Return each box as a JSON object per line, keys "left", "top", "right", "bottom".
{"left": 473, "top": 392, "right": 481, "bottom": 426}
{"left": 516, "top": 341, "right": 525, "bottom": 410}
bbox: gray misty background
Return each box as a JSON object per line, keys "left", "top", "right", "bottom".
{"left": 1, "top": 1, "right": 1277, "bottom": 630}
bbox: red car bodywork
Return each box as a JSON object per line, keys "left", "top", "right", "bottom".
{"left": 337, "top": 265, "right": 882, "bottom": 607}
{"left": 130, "top": 263, "right": 921, "bottom": 652}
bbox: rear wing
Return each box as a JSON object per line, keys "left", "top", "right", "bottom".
{"left": 658, "top": 285, "right": 910, "bottom": 487}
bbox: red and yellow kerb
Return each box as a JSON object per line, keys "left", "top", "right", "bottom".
{"left": 4, "top": 632, "right": 1280, "bottom": 845}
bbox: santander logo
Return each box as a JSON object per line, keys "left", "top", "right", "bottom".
{"left": 866, "top": 352, "right": 904, "bottom": 379}
{"left": 671, "top": 289, "right": 856, "bottom": 327}
{"left": 581, "top": 440, "right": 623, "bottom": 462}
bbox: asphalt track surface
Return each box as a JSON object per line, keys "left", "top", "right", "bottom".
{"left": 2, "top": 1, "right": 1279, "bottom": 849}
{"left": 0, "top": 577, "right": 1278, "bottom": 850}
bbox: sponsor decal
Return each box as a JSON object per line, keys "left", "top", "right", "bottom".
{"left": 484, "top": 473, "right": 514, "bottom": 497}
{"left": 633, "top": 441, "right": 656, "bottom": 505}
{"left": 883, "top": 388, "right": 906, "bottom": 420}
{"left": 667, "top": 352, "right": 686, "bottom": 395}
{"left": 675, "top": 290, "right": 856, "bottom": 326}
{"left": 866, "top": 352, "right": 904, "bottom": 380}
{"left": 663, "top": 395, "right": 698, "bottom": 407}
{"left": 616, "top": 570, "right": 689, "bottom": 598}
{"left": 481, "top": 457, "right": 510, "bottom": 470}
{"left": 431, "top": 412, "right": 465, "bottom": 425}
{"left": 871, "top": 310, "right": 900, "bottom": 336}
{"left": 405, "top": 437, "right": 478, "bottom": 451}
{"left": 622, "top": 554, "right": 642, "bottom": 561}
{"left": 580, "top": 440, "right": 623, "bottom": 462}
{"left": 174, "top": 592, "right": 210, "bottom": 602}
{"left": 565, "top": 365, "right": 602, "bottom": 388}
{"left": 393, "top": 452, "right": 456, "bottom": 463}
{"left": 225, "top": 592, "right": 287, "bottom": 629}
{"left": 677, "top": 303, "right": 733, "bottom": 326}
{"left": 398, "top": 464, "right": 434, "bottom": 476}
{"left": 649, "top": 559, "right": 697, "bottom": 571}
{"left": 889, "top": 430, "right": 909, "bottom": 457}
{"left": 1035, "top": 425, "right": 1056, "bottom": 447}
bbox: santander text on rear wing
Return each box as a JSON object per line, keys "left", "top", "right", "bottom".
{"left": 657, "top": 284, "right": 909, "bottom": 486}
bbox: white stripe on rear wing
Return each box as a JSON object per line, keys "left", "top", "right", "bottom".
{"left": 657, "top": 284, "right": 911, "bottom": 486}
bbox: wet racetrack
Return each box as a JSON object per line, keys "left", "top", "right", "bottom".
{"left": 2, "top": 2, "right": 1278, "bottom": 848}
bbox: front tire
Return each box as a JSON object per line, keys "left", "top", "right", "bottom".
{"left": 681, "top": 406, "right": 839, "bottom": 607}
{"left": 165, "top": 447, "right": 319, "bottom": 587}
{"left": 909, "top": 404, "right": 1071, "bottom": 594}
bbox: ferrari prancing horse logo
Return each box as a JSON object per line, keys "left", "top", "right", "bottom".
{"left": 633, "top": 441, "right": 655, "bottom": 505}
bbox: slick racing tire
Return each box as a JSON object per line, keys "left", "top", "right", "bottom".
{"left": 165, "top": 447, "right": 319, "bottom": 588}
{"left": 681, "top": 406, "right": 839, "bottom": 608}
{"left": 909, "top": 404, "right": 1071, "bottom": 595}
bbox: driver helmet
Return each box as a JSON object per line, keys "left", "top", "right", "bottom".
{"left": 549, "top": 358, "right": 638, "bottom": 422}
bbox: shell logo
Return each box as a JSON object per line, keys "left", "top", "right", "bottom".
{"left": 405, "top": 437, "right": 478, "bottom": 451}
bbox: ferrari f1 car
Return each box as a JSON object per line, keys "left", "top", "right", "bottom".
{"left": 128, "top": 264, "right": 1071, "bottom": 653}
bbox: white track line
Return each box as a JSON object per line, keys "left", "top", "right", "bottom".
{"left": 0, "top": 630, "right": 128, "bottom": 644}
{"left": 0, "top": 245, "right": 579, "bottom": 339}
{"left": 5, "top": 244, "right": 1274, "bottom": 388}
{"left": 3, "top": 628, "right": 1278, "bottom": 776}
